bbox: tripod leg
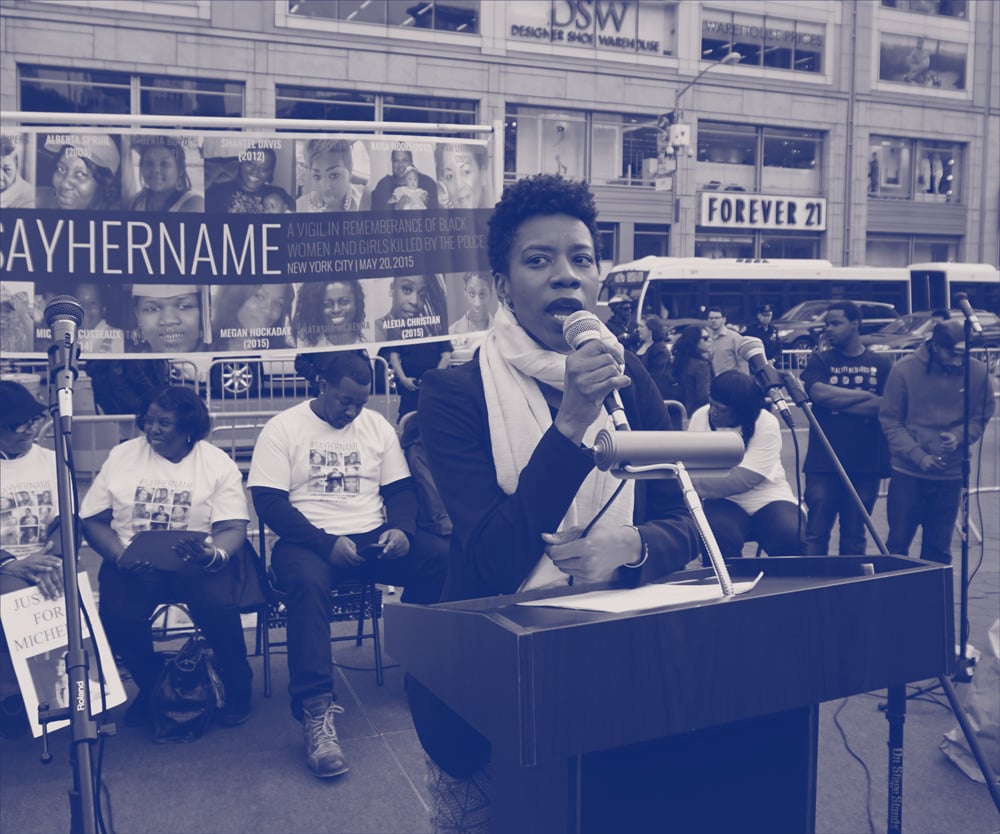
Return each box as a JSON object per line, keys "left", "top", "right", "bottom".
{"left": 886, "top": 685, "right": 905, "bottom": 834}
{"left": 937, "top": 676, "right": 1000, "bottom": 812}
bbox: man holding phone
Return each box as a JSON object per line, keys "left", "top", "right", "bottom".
{"left": 248, "top": 352, "right": 446, "bottom": 779}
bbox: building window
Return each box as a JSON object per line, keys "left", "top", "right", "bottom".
{"left": 878, "top": 33, "right": 967, "bottom": 90}
{"left": 19, "top": 66, "right": 244, "bottom": 117}
{"left": 597, "top": 222, "right": 618, "bottom": 265}
{"left": 634, "top": 224, "right": 669, "bottom": 259}
{"left": 697, "top": 122, "right": 824, "bottom": 196}
{"left": 20, "top": 66, "right": 132, "bottom": 113}
{"left": 139, "top": 76, "right": 243, "bottom": 118}
{"left": 880, "top": 1, "right": 967, "bottom": 20}
{"left": 287, "top": 0, "right": 480, "bottom": 34}
{"left": 868, "top": 136, "right": 961, "bottom": 202}
{"left": 505, "top": 106, "right": 661, "bottom": 187}
{"left": 866, "top": 234, "right": 959, "bottom": 266}
{"left": 701, "top": 9, "right": 825, "bottom": 73}
{"left": 275, "top": 86, "right": 477, "bottom": 133}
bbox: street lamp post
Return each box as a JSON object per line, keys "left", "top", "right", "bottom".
{"left": 664, "top": 51, "right": 742, "bottom": 256}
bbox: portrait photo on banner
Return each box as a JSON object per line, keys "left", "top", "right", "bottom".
{"left": 1, "top": 132, "right": 36, "bottom": 209}
{"left": 203, "top": 135, "right": 296, "bottom": 215}
{"left": 34, "top": 131, "right": 123, "bottom": 212}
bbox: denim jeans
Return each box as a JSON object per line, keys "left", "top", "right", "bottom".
{"left": 804, "top": 471, "right": 882, "bottom": 555}
{"left": 271, "top": 527, "right": 446, "bottom": 718}
{"left": 701, "top": 499, "right": 805, "bottom": 559}
{"left": 885, "top": 471, "right": 961, "bottom": 564}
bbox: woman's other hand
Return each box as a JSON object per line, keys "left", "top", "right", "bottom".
{"left": 541, "top": 524, "right": 639, "bottom": 584}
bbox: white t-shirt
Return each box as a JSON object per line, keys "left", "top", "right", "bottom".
{"left": 0, "top": 445, "right": 58, "bottom": 558}
{"left": 79, "top": 438, "right": 248, "bottom": 548}
{"left": 688, "top": 405, "right": 795, "bottom": 516}
{"left": 248, "top": 401, "right": 410, "bottom": 536}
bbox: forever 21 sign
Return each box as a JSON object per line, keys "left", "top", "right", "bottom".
{"left": 699, "top": 193, "right": 827, "bottom": 231}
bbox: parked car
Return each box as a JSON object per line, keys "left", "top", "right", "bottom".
{"left": 775, "top": 300, "right": 900, "bottom": 351}
{"left": 861, "top": 309, "right": 1000, "bottom": 351}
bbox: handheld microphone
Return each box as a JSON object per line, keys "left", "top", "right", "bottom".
{"left": 737, "top": 336, "right": 795, "bottom": 428}
{"left": 562, "top": 310, "right": 631, "bottom": 431}
{"left": 592, "top": 429, "right": 744, "bottom": 478}
{"left": 44, "top": 295, "right": 84, "bottom": 424}
{"left": 953, "top": 293, "right": 983, "bottom": 335}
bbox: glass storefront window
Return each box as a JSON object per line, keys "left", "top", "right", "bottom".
{"left": 694, "top": 234, "right": 754, "bottom": 259}
{"left": 382, "top": 94, "right": 477, "bottom": 126}
{"left": 288, "top": 0, "right": 479, "bottom": 33}
{"left": 880, "top": 0, "right": 967, "bottom": 19}
{"left": 20, "top": 66, "right": 131, "bottom": 114}
{"left": 701, "top": 8, "right": 825, "bottom": 74}
{"left": 878, "top": 33, "right": 967, "bottom": 90}
{"left": 140, "top": 76, "right": 243, "bottom": 118}
{"left": 760, "top": 234, "right": 820, "bottom": 259}
{"left": 869, "top": 136, "right": 961, "bottom": 202}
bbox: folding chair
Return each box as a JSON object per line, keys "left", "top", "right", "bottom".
{"left": 252, "top": 519, "right": 384, "bottom": 697}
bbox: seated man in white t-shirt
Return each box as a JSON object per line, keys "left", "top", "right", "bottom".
{"left": 248, "top": 351, "right": 446, "bottom": 779}
{"left": 686, "top": 370, "right": 805, "bottom": 559}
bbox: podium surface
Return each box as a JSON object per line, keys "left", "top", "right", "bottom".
{"left": 387, "top": 556, "right": 953, "bottom": 833}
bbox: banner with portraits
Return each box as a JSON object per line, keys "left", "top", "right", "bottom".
{"left": 0, "top": 127, "right": 498, "bottom": 360}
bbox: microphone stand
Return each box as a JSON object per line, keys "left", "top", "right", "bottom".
{"left": 779, "top": 370, "right": 1000, "bottom": 831}
{"left": 954, "top": 315, "right": 974, "bottom": 682}
{"left": 37, "top": 340, "right": 101, "bottom": 834}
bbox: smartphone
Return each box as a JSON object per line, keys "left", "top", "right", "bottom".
{"left": 361, "top": 542, "right": 386, "bottom": 558}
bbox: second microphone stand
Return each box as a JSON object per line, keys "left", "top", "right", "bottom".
{"left": 780, "top": 370, "right": 1000, "bottom": 831}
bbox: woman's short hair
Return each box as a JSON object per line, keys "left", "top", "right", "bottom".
{"left": 643, "top": 315, "right": 667, "bottom": 342}
{"left": 136, "top": 386, "right": 211, "bottom": 443}
{"left": 487, "top": 174, "right": 601, "bottom": 278}
{"left": 303, "top": 139, "right": 352, "bottom": 171}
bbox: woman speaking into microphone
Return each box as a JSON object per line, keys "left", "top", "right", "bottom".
{"left": 407, "top": 174, "right": 700, "bottom": 829}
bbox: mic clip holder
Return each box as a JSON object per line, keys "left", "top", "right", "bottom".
{"left": 608, "top": 459, "right": 736, "bottom": 600}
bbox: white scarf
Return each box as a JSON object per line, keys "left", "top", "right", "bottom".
{"left": 479, "top": 306, "right": 635, "bottom": 591}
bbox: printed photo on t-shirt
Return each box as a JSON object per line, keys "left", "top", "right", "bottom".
{"left": 306, "top": 441, "right": 362, "bottom": 497}
{"left": 2, "top": 478, "right": 53, "bottom": 557}
{"left": 130, "top": 479, "right": 194, "bottom": 534}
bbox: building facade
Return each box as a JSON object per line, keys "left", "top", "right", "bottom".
{"left": 2, "top": 0, "right": 998, "bottom": 268}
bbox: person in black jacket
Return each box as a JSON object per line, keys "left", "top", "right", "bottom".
{"left": 742, "top": 303, "right": 783, "bottom": 364}
{"left": 409, "top": 174, "right": 700, "bottom": 830}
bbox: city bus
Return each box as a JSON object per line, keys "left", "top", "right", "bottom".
{"left": 908, "top": 262, "right": 1000, "bottom": 314}
{"left": 600, "top": 258, "right": 913, "bottom": 327}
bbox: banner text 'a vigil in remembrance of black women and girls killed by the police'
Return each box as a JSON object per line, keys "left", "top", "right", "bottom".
{"left": 0, "top": 128, "right": 496, "bottom": 359}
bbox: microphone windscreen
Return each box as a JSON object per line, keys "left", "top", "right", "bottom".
{"left": 593, "top": 429, "right": 745, "bottom": 474}
{"left": 562, "top": 310, "right": 602, "bottom": 350}
{"left": 44, "top": 295, "right": 85, "bottom": 328}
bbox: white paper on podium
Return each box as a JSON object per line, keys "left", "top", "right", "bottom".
{"left": 518, "top": 572, "right": 763, "bottom": 614}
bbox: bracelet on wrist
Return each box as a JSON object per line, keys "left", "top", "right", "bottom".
{"left": 623, "top": 525, "right": 649, "bottom": 569}
{"left": 0, "top": 554, "right": 17, "bottom": 570}
{"left": 205, "top": 546, "right": 230, "bottom": 572}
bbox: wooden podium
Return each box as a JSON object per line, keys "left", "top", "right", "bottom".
{"left": 386, "top": 557, "right": 953, "bottom": 833}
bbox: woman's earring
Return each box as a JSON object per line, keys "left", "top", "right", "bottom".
{"left": 186, "top": 435, "right": 193, "bottom": 445}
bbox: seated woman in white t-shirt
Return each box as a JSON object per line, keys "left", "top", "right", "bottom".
{"left": 687, "top": 370, "right": 805, "bottom": 559}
